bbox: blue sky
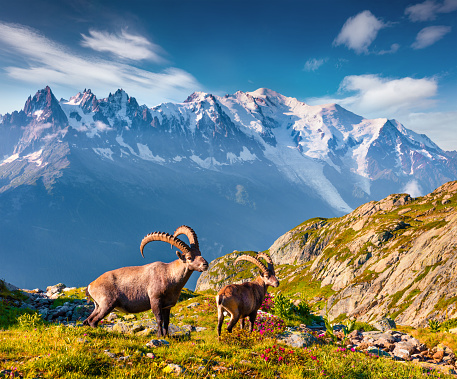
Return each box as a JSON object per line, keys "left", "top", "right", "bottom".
{"left": 0, "top": 0, "right": 456, "bottom": 149}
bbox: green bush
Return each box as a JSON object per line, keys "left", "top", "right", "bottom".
{"left": 428, "top": 319, "right": 441, "bottom": 333}
{"left": 272, "top": 293, "right": 314, "bottom": 324}
{"left": 17, "top": 312, "right": 45, "bottom": 329}
{"left": 273, "top": 293, "right": 294, "bottom": 319}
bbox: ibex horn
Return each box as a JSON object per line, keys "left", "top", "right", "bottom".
{"left": 140, "top": 232, "right": 192, "bottom": 258}
{"left": 234, "top": 254, "right": 268, "bottom": 275}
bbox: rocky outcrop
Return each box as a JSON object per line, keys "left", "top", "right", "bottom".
{"left": 197, "top": 181, "right": 457, "bottom": 328}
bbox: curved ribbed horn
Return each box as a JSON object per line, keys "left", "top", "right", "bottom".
{"left": 256, "top": 252, "right": 274, "bottom": 272}
{"left": 234, "top": 254, "right": 268, "bottom": 275}
{"left": 173, "top": 225, "right": 199, "bottom": 251}
{"left": 140, "top": 232, "right": 192, "bottom": 258}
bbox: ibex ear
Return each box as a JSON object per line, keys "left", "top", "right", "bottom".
{"left": 176, "top": 251, "right": 186, "bottom": 262}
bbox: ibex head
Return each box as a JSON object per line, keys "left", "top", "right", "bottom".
{"left": 234, "top": 252, "right": 279, "bottom": 287}
{"left": 140, "top": 225, "right": 209, "bottom": 272}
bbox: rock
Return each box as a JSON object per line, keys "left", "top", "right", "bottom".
{"left": 117, "top": 355, "right": 131, "bottom": 361}
{"left": 168, "top": 324, "right": 191, "bottom": 337}
{"left": 372, "top": 317, "right": 396, "bottom": 331}
{"left": 46, "top": 283, "right": 66, "bottom": 298}
{"left": 146, "top": 352, "right": 156, "bottom": 359}
{"left": 107, "top": 312, "right": 118, "bottom": 321}
{"left": 367, "top": 347, "right": 391, "bottom": 357}
{"left": 131, "top": 324, "right": 145, "bottom": 333}
{"left": 137, "top": 328, "right": 157, "bottom": 337}
{"left": 277, "top": 329, "right": 318, "bottom": 348}
{"left": 146, "top": 339, "right": 170, "bottom": 348}
{"left": 163, "top": 363, "right": 184, "bottom": 375}
{"left": 181, "top": 324, "right": 195, "bottom": 332}
{"left": 195, "top": 326, "right": 207, "bottom": 332}
{"left": 433, "top": 350, "right": 444, "bottom": 362}
{"left": 104, "top": 350, "right": 116, "bottom": 358}
{"left": 112, "top": 322, "right": 131, "bottom": 334}
{"left": 393, "top": 341, "right": 416, "bottom": 359}
{"left": 358, "top": 342, "right": 371, "bottom": 350}
{"left": 186, "top": 302, "right": 200, "bottom": 308}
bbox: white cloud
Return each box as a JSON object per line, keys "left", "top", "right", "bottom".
{"left": 411, "top": 26, "right": 452, "bottom": 49}
{"left": 405, "top": 0, "right": 457, "bottom": 21}
{"left": 377, "top": 43, "right": 400, "bottom": 55}
{"left": 0, "top": 22, "right": 202, "bottom": 107}
{"left": 303, "top": 58, "right": 327, "bottom": 72}
{"left": 441, "top": 0, "right": 457, "bottom": 12}
{"left": 405, "top": 111, "right": 457, "bottom": 151}
{"left": 405, "top": 0, "right": 440, "bottom": 21}
{"left": 306, "top": 74, "right": 437, "bottom": 117}
{"left": 80, "top": 29, "right": 166, "bottom": 62}
{"left": 338, "top": 75, "right": 437, "bottom": 116}
{"left": 333, "top": 10, "right": 387, "bottom": 54}
{"left": 402, "top": 180, "right": 424, "bottom": 197}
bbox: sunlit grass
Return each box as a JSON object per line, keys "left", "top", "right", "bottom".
{"left": 0, "top": 292, "right": 455, "bottom": 378}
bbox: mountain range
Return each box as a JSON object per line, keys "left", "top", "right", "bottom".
{"left": 0, "top": 86, "right": 456, "bottom": 290}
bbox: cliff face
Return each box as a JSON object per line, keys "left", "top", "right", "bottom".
{"left": 196, "top": 181, "right": 457, "bottom": 328}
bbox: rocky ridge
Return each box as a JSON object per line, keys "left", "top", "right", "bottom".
{"left": 196, "top": 181, "right": 457, "bottom": 328}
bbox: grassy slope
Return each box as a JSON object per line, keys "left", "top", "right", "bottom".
{"left": 1, "top": 285, "right": 456, "bottom": 378}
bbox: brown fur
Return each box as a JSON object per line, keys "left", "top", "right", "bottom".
{"left": 83, "top": 227, "right": 208, "bottom": 337}
{"left": 216, "top": 256, "right": 279, "bottom": 337}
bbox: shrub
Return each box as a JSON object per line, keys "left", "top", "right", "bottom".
{"left": 273, "top": 293, "right": 294, "bottom": 319}
{"left": 428, "top": 319, "right": 441, "bottom": 333}
{"left": 17, "top": 312, "right": 44, "bottom": 329}
{"left": 271, "top": 293, "right": 314, "bottom": 324}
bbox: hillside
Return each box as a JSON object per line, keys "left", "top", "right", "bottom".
{"left": 196, "top": 181, "right": 457, "bottom": 328}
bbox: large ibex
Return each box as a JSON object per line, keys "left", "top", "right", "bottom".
{"left": 216, "top": 252, "right": 279, "bottom": 337}
{"left": 83, "top": 225, "right": 208, "bottom": 336}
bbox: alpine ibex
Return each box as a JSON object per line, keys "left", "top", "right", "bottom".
{"left": 216, "top": 252, "right": 279, "bottom": 336}
{"left": 83, "top": 225, "right": 208, "bottom": 336}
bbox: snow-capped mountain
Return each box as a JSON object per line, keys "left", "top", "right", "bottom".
{"left": 0, "top": 86, "right": 455, "bottom": 290}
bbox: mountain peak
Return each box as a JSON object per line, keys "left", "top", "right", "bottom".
{"left": 22, "top": 86, "right": 67, "bottom": 125}
{"left": 249, "top": 88, "right": 282, "bottom": 98}
{"left": 184, "top": 91, "right": 212, "bottom": 103}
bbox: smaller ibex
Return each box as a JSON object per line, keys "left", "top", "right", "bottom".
{"left": 216, "top": 252, "right": 279, "bottom": 336}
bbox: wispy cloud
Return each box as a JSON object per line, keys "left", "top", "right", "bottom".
{"left": 303, "top": 58, "right": 328, "bottom": 72}
{"left": 405, "top": 111, "right": 457, "bottom": 150}
{"left": 80, "top": 29, "right": 166, "bottom": 62}
{"left": 377, "top": 43, "right": 400, "bottom": 55}
{"left": 333, "top": 10, "right": 387, "bottom": 54}
{"left": 405, "top": 0, "right": 457, "bottom": 22}
{"left": 411, "top": 26, "right": 452, "bottom": 49}
{"left": 0, "top": 22, "right": 201, "bottom": 106}
{"left": 307, "top": 74, "right": 437, "bottom": 117}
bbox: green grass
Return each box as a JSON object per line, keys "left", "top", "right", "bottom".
{"left": 1, "top": 290, "right": 456, "bottom": 378}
